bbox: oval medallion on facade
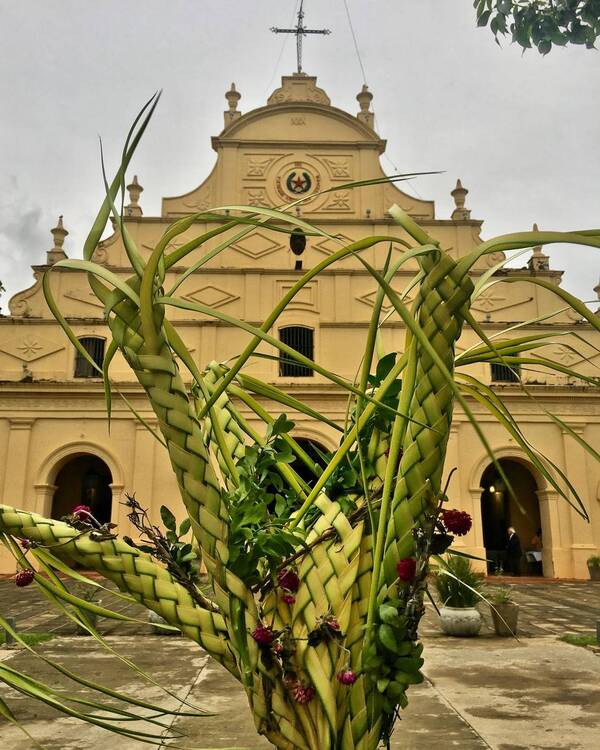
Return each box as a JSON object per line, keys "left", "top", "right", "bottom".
{"left": 286, "top": 170, "right": 312, "bottom": 195}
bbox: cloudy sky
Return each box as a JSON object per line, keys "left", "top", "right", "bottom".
{"left": 0, "top": 0, "right": 598, "bottom": 309}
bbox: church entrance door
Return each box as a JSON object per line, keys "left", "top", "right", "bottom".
{"left": 51, "top": 454, "right": 113, "bottom": 525}
{"left": 480, "top": 458, "right": 544, "bottom": 577}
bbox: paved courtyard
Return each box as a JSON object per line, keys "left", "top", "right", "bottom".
{"left": 0, "top": 578, "right": 599, "bottom": 749}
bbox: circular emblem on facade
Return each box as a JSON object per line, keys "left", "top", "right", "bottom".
{"left": 286, "top": 170, "right": 312, "bottom": 195}
{"left": 275, "top": 162, "right": 321, "bottom": 204}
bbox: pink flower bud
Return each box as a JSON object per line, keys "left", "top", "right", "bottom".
{"left": 15, "top": 569, "right": 35, "bottom": 587}
{"left": 441, "top": 509, "right": 472, "bottom": 536}
{"left": 251, "top": 625, "right": 275, "bottom": 645}
{"left": 277, "top": 568, "right": 300, "bottom": 592}
{"left": 337, "top": 670, "right": 357, "bottom": 685}
{"left": 396, "top": 558, "right": 417, "bottom": 582}
{"left": 72, "top": 504, "right": 91, "bottom": 518}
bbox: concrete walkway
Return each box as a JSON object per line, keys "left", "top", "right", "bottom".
{"left": 0, "top": 581, "right": 599, "bottom": 748}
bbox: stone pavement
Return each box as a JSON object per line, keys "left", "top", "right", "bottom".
{"left": 0, "top": 580, "right": 599, "bottom": 749}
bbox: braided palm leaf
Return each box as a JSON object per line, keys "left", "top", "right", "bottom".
{"left": 2, "top": 112, "right": 599, "bottom": 749}
{"left": 0, "top": 505, "right": 237, "bottom": 674}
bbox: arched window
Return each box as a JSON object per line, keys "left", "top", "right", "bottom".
{"left": 491, "top": 363, "right": 520, "bottom": 383}
{"left": 279, "top": 326, "right": 314, "bottom": 377}
{"left": 74, "top": 337, "right": 105, "bottom": 378}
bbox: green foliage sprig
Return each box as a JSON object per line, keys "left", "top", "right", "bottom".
{"left": 122, "top": 494, "right": 209, "bottom": 607}
{"left": 224, "top": 414, "right": 306, "bottom": 586}
{"left": 475, "top": 0, "right": 600, "bottom": 54}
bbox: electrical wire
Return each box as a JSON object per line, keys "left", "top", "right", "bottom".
{"left": 265, "top": 0, "right": 301, "bottom": 95}
{"left": 341, "top": 0, "right": 424, "bottom": 198}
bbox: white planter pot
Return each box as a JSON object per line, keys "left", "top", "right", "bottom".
{"left": 439, "top": 606, "right": 481, "bottom": 637}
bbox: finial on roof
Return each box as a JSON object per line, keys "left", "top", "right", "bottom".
{"left": 528, "top": 222, "right": 550, "bottom": 272}
{"left": 126, "top": 175, "right": 144, "bottom": 217}
{"left": 451, "top": 179, "right": 471, "bottom": 220}
{"left": 356, "top": 84, "right": 374, "bottom": 129}
{"left": 224, "top": 82, "right": 242, "bottom": 126}
{"left": 47, "top": 215, "right": 68, "bottom": 265}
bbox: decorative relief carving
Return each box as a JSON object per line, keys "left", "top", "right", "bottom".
{"left": 471, "top": 290, "right": 531, "bottom": 313}
{"left": 183, "top": 285, "right": 239, "bottom": 309}
{"left": 246, "top": 188, "right": 271, "bottom": 208}
{"left": 486, "top": 251, "right": 506, "bottom": 267}
{"left": 565, "top": 307, "right": 584, "bottom": 323}
{"left": 0, "top": 334, "right": 64, "bottom": 362}
{"left": 356, "top": 289, "right": 413, "bottom": 315}
{"left": 231, "top": 231, "right": 283, "bottom": 260}
{"left": 290, "top": 116, "right": 306, "bottom": 126}
{"left": 183, "top": 187, "right": 212, "bottom": 212}
{"left": 246, "top": 156, "right": 278, "bottom": 177}
{"left": 313, "top": 235, "right": 353, "bottom": 256}
{"left": 268, "top": 84, "right": 329, "bottom": 106}
{"left": 321, "top": 190, "right": 351, "bottom": 211}
{"left": 552, "top": 346, "right": 582, "bottom": 367}
{"left": 471, "top": 291, "right": 507, "bottom": 313}
{"left": 92, "top": 247, "right": 108, "bottom": 264}
{"left": 8, "top": 273, "right": 43, "bottom": 318}
{"left": 320, "top": 157, "right": 351, "bottom": 179}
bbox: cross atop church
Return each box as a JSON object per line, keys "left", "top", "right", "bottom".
{"left": 270, "top": 1, "right": 331, "bottom": 75}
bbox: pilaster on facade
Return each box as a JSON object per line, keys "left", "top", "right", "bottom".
{"left": 2, "top": 417, "right": 34, "bottom": 507}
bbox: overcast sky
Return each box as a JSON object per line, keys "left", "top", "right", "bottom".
{"left": 0, "top": 0, "right": 598, "bottom": 309}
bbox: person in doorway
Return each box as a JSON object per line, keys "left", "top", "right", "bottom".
{"left": 530, "top": 528, "right": 542, "bottom": 550}
{"left": 506, "top": 526, "right": 522, "bottom": 576}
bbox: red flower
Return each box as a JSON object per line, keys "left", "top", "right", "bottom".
{"left": 292, "top": 682, "right": 316, "bottom": 704}
{"left": 396, "top": 558, "right": 417, "bottom": 582}
{"left": 273, "top": 641, "right": 284, "bottom": 655}
{"left": 72, "top": 504, "right": 91, "bottom": 518}
{"left": 327, "top": 617, "right": 340, "bottom": 631}
{"left": 15, "top": 569, "right": 35, "bottom": 587}
{"left": 441, "top": 509, "right": 472, "bottom": 536}
{"left": 282, "top": 593, "right": 296, "bottom": 605}
{"left": 277, "top": 568, "right": 300, "bottom": 593}
{"left": 337, "top": 670, "right": 357, "bottom": 685}
{"left": 251, "top": 625, "right": 275, "bottom": 645}
{"left": 20, "top": 538, "right": 31, "bottom": 550}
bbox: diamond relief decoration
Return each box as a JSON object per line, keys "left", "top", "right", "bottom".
{"left": 0, "top": 334, "right": 64, "bottom": 363}
{"left": 551, "top": 346, "right": 583, "bottom": 367}
{"left": 313, "top": 235, "right": 354, "bottom": 256}
{"left": 183, "top": 285, "right": 239, "bottom": 309}
{"left": 231, "top": 231, "right": 283, "bottom": 260}
{"left": 470, "top": 289, "right": 531, "bottom": 314}
{"left": 356, "top": 289, "right": 413, "bottom": 315}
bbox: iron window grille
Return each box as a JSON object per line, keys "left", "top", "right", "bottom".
{"left": 491, "top": 363, "right": 520, "bottom": 383}
{"left": 74, "top": 337, "right": 106, "bottom": 378}
{"left": 279, "top": 326, "right": 314, "bottom": 377}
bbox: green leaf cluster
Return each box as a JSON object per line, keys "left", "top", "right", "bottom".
{"left": 225, "top": 415, "right": 305, "bottom": 585}
{"left": 434, "top": 555, "right": 484, "bottom": 608}
{"left": 363, "top": 600, "right": 424, "bottom": 719}
{"left": 474, "top": 0, "right": 600, "bottom": 54}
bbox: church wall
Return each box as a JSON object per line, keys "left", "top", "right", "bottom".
{"left": 0, "top": 384, "right": 598, "bottom": 577}
{"left": 1, "top": 74, "right": 599, "bottom": 579}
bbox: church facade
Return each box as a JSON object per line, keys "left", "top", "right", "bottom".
{"left": 1, "top": 73, "right": 599, "bottom": 578}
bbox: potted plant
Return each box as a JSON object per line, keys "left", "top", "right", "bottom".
{"left": 434, "top": 556, "right": 484, "bottom": 637}
{"left": 488, "top": 586, "right": 519, "bottom": 636}
{"left": 587, "top": 555, "right": 600, "bottom": 581}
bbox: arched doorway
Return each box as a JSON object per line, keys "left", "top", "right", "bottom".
{"left": 480, "top": 458, "right": 543, "bottom": 576}
{"left": 51, "top": 455, "right": 113, "bottom": 525}
{"left": 291, "top": 438, "right": 330, "bottom": 488}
